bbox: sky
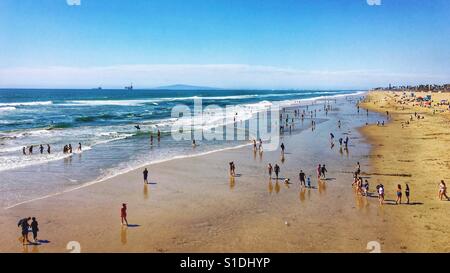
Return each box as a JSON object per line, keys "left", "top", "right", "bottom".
{"left": 0, "top": 0, "right": 449, "bottom": 89}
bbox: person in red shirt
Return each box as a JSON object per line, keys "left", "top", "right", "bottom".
{"left": 121, "top": 203, "right": 128, "bottom": 226}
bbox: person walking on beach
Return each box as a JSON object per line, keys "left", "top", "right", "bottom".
{"left": 253, "top": 139, "right": 257, "bottom": 151}
{"left": 299, "top": 170, "right": 306, "bottom": 187}
{"left": 229, "top": 162, "right": 236, "bottom": 177}
{"left": 258, "top": 139, "right": 263, "bottom": 151}
{"left": 405, "top": 183, "right": 410, "bottom": 204}
{"left": 143, "top": 168, "right": 149, "bottom": 184}
{"left": 280, "top": 143, "right": 285, "bottom": 155}
{"left": 17, "top": 217, "right": 31, "bottom": 245}
{"left": 438, "top": 180, "right": 449, "bottom": 201}
{"left": 267, "top": 163, "right": 273, "bottom": 178}
{"left": 395, "top": 184, "right": 402, "bottom": 204}
{"left": 321, "top": 164, "right": 327, "bottom": 178}
{"left": 317, "top": 164, "right": 322, "bottom": 179}
{"left": 330, "top": 133, "right": 335, "bottom": 143}
{"left": 274, "top": 164, "right": 280, "bottom": 180}
{"left": 121, "top": 203, "right": 128, "bottom": 226}
{"left": 377, "top": 184, "right": 385, "bottom": 205}
{"left": 356, "top": 162, "right": 361, "bottom": 175}
{"left": 30, "top": 217, "right": 39, "bottom": 243}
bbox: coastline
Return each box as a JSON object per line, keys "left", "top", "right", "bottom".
{"left": 4, "top": 90, "right": 449, "bottom": 252}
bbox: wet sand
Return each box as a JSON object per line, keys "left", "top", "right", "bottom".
{"left": 358, "top": 91, "right": 450, "bottom": 252}
{"left": 0, "top": 93, "right": 421, "bottom": 253}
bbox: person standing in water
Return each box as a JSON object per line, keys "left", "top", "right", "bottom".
{"left": 39, "top": 144, "right": 44, "bottom": 154}
{"left": 31, "top": 217, "right": 39, "bottom": 243}
{"left": 68, "top": 144, "right": 72, "bottom": 153}
{"left": 150, "top": 133, "right": 154, "bottom": 146}
{"left": 229, "top": 162, "right": 236, "bottom": 177}
{"left": 22, "top": 147, "right": 26, "bottom": 155}
{"left": 299, "top": 170, "right": 306, "bottom": 187}
{"left": 47, "top": 144, "right": 51, "bottom": 154}
{"left": 267, "top": 163, "right": 273, "bottom": 178}
{"left": 321, "top": 164, "right": 327, "bottom": 178}
{"left": 143, "top": 168, "right": 149, "bottom": 184}
{"left": 274, "top": 164, "right": 280, "bottom": 180}
{"left": 121, "top": 203, "right": 128, "bottom": 226}
{"left": 77, "top": 143, "right": 82, "bottom": 152}
{"left": 28, "top": 145, "right": 33, "bottom": 154}
{"left": 157, "top": 130, "right": 161, "bottom": 142}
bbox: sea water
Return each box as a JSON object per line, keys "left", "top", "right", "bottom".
{"left": 0, "top": 89, "right": 362, "bottom": 208}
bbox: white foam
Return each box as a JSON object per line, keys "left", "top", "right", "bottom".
{"left": 0, "top": 107, "right": 16, "bottom": 112}
{"left": 0, "top": 101, "right": 53, "bottom": 107}
{"left": 3, "top": 142, "right": 252, "bottom": 210}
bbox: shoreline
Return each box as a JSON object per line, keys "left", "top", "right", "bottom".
{"left": 2, "top": 91, "right": 366, "bottom": 210}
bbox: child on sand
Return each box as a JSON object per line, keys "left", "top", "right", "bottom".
{"left": 121, "top": 203, "right": 128, "bottom": 226}
{"left": 395, "top": 184, "right": 402, "bottom": 204}
{"left": 307, "top": 176, "right": 311, "bottom": 188}
{"left": 317, "top": 164, "right": 321, "bottom": 179}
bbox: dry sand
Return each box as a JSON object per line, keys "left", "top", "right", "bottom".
{"left": 358, "top": 90, "right": 450, "bottom": 252}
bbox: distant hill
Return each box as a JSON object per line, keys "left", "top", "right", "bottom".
{"left": 154, "top": 84, "right": 220, "bottom": 90}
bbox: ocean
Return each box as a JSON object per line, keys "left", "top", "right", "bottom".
{"left": 0, "top": 89, "right": 363, "bottom": 208}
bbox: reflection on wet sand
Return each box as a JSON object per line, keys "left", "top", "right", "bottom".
{"left": 121, "top": 226, "right": 127, "bottom": 245}
{"left": 268, "top": 179, "right": 273, "bottom": 194}
{"left": 143, "top": 184, "right": 149, "bottom": 200}
{"left": 318, "top": 180, "right": 327, "bottom": 195}
{"left": 229, "top": 176, "right": 235, "bottom": 190}
{"left": 299, "top": 187, "right": 306, "bottom": 202}
{"left": 274, "top": 181, "right": 280, "bottom": 194}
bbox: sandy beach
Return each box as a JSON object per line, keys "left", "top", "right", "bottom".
{"left": 1, "top": 92, "right": 449, "bottom": 253}
{"left": 358, "top": 90, "right": 450, "bottom": 252}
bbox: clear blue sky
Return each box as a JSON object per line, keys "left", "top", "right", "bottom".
{"left": 0, "top": 0, "right": 449, "bottom": 89}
